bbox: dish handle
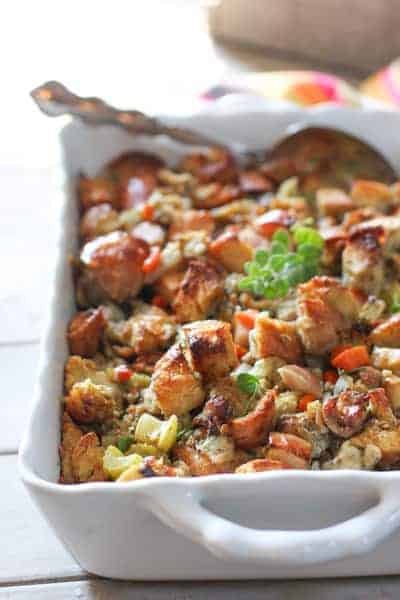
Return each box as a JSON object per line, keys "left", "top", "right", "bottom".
{"left": 142, "top": 479, "right": 400, "bottom": 566}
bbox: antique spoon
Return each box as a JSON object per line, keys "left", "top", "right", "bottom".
{"left": 31, "top": 81, "right": 398, "bottom": 189}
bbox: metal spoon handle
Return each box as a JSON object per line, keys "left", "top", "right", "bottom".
{"left": 31, "top": 81, "right": 220, "bottom": 148}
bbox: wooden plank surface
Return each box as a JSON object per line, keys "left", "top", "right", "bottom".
{"left": 0, "top": 344, "right": 40, "bottom": 453}
{"left": 0, "top": 455, "right": 84, "bottom": 585}
{"left": 2, "top": 577, "right": 400, "bottom": 599}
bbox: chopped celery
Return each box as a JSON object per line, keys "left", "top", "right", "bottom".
{"left": 134, "top": 414, "right": 178, "bottom": 452}
{"left": 103, "top": 445, "right": 143, "bottom": 480}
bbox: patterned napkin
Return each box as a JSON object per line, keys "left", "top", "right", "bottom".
{"left": 202, "top": 59, "right": 400, "bottom": 109}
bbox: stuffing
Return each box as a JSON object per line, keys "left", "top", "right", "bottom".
{"left": 61, "top": 148, "right": 400, "bottom": 482}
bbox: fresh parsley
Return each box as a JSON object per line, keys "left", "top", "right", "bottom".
{"left": 238, "top": 226, "right": 324, "bottom": 299}
{"left": 117, "top": 435, "right": 133, "bottom": 453}
{"left": 237, "top": 373, "right": 260, "bottom": 396}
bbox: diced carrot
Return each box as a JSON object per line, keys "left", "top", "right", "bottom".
{"left": 323, "top": 369, "right": 338, "bottom": 385}
{"left": 235, "top": 310, "right": 257, "bottom": 330}
{"left": 142, "top": 246, "right": 161, "bottom": 274}
{"left": 152, "top": 294, "right": 167, "bottom": 309}
{"left": 331, "top": 345, "right": 370, "bottom": 371}
{"left": 235, "top": 344, "right": 247, "bottom": 359}
{"left": 141, "top": 203, "right": 154, "bottom": 221}
{"left": 298, "top": 393, "right": 316, "bottom": 412}
{"left": 330, "top": 344, "right": 352, "bottom": 361}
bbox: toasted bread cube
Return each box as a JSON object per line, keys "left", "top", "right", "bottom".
{"left": 174, "top": 434, "right": 240, "bottom": 476}
{"left": 154, "top": 270, "right": 184, "bottom": 304}
{"left": 236, "top": 458, "right": 291, "bottom": 473}
{"left": 316, "top": 188, "right": 354, "bottom": 217}
{"left": 172, "top": 259, "right": 224, "bottom": 323}
{"left": 59, "top": 412, "right": 84, "bottom": 483}
{"left": 372, "top": 347, "right": 400, "bottom": 375}
{"left": 113, "top": 302, "right": 176, "bottom": 354}
{"left": 169, "top": 209, "right": 215, "bottom": 239}
{"left": 296, "top": 276, "right": 362, "bottom": 354}
{"left": 65, "top": 379, "right": 115, "bottom": 424}
{"left": 227, "top": 391, "right": 276, "bottom": 449}
{"left": 181, "top": 320, "right": 238, "bottom": 380}
{"left": 64, "top": 356, "right": 110, "bottom": 392}
{"left": 209, "top": 230, "right": 253, "bottom": 273}
{"left": 80, "top": 231, "right": 149, "bottom": 303}
{"left": 370, "top": 314, "right": 400, "bottom": 348}
{"left": 342, "top": 230, "right": 384, "bottom": 295}
{"left": 383, "top": 372, "right": 400, "bottom": 413}
{"left": 151, "top": 344, "right": 205, "bottom": 416}
{"left": 71, "top": 432, "right": 107, "bottom": 482}
{"left": 351, "top": 180, "right": 392, "bottom": 208}
{"left": 351, "top": 421, "right": 400, "bottom": 468}
{"left": 79, "top": 204, "right": 119, "bottom": 241}
{"left": 254, "top": 314, "right": 302, "bottom": 363}
{"left": 67, "top": 308, "right": 105, "bottom": 358}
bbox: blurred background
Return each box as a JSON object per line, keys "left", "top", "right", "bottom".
{"left": 2, "top": 0, "right": 400, "bottom": 596}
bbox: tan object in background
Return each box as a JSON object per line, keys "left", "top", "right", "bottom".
{"left": 208, "top": 0, "right": 400, "bottom": 74}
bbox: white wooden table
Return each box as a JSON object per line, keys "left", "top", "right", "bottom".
{"left": 1, "top": 0, "right": 400, "bottom": 596}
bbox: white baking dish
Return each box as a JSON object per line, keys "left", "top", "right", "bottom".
{"left": 19, "top": 98, "right": 400, "bottom": 580}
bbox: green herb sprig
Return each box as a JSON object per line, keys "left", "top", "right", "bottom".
{"left": 238, "top": 226, "right": 324, "bottom": 300}
{"left": 237, "top": 373, "right": 260, "bottom": 415}
{"left": 117, "top": 435, "right": 133, "bottom": 453}
{"left": 237, "top": 373, "right": 260, "bottom": 395}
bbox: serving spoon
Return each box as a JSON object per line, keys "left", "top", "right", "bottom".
{"left": 31, "top": 81, "right": 398, "bottom": 189}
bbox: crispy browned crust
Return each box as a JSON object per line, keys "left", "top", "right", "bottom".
{"left": 151, "top": 344, "right": 205, "bottom": 416}
{"left": 80, "top": 232, "right": 149, "bottom": 302}
{"left": 254, "top": 314, "right": 302, "bottom": 363}
{"left": 59, "top": 412, "right": 83, "bottom": 483}
{"left": 65, "top": 380, "right": 115, "bottom": 424}
{"left": 67, "top": 308, "right": 105, "bottom": 357}
{"left": 226, "top": 390, "right": 276, "bottom": 449}
{"left": 342, "top": 228, "right": 384, "bottom": 295}
{"left": 169, "top": 210, "right": 215, "bottom": 239}
{"left": 351, "top": 421, "right": 400, "bottom": 468}
{"left": 173, "top": 260, "right": 224, "bottom": 323}
{"left": 296, "top": 276, "right": 362, "bottom": 354}
{"left": 370, "top": 314, "right": 400, "bottom": 348}
{"left": 71, "top": 432, "right": 107, "bottom": 482}
{"left": 181, "top": 320, "right": 238, "bottom": 380}
{"left": 208, "top": 230, "right": 253, "bottom": 273}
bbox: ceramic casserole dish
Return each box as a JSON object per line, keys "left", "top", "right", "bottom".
{"left": 19, "top": 98, "right": 400, "bottom": 579}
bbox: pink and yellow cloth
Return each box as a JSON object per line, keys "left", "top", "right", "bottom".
{"left": 202, "top": 59, "right": 400, "bottom": 109}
